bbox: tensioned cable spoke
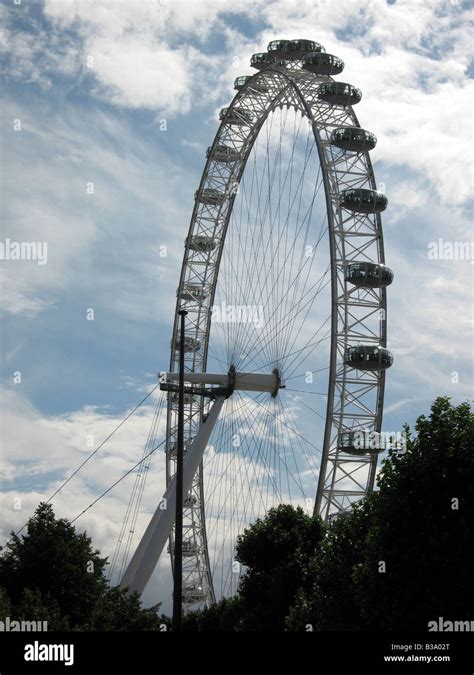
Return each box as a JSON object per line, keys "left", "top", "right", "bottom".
{"left": 234, "top": 114, "right": 324, "bottom": 369}
{"left": 235, "top": 268, "right": 331, "bottom": 373}
{"left": 242, "top": 395, "right": 311, "bottom": 498}
{"left": 284, "top": 389, "right": 327, "bottom": 424}
{"left": 284, "top": 366, "right": 331, "bottom": 381}
{"left": 163, "top": 87, "right": 369, "bottom": 603}
{"left": 111, "top": 394, "right": 166, "bottom": 582}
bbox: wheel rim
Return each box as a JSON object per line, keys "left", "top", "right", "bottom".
{"left": 166, "top": 62, "right": 389, "bottom": 609}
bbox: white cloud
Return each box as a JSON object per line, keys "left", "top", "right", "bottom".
{"left": 0, "top": 383, "right": 171, "bottom": 603}
{"left": 4, "top": 0, "right": 472, "bottom": 203}
{"left": 0, "top": 95, "right": 185, "bottom": 320}
{"left": 41, "top": 0, "right": 253, "bottom": 114}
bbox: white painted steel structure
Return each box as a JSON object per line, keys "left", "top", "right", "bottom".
{"left": 121, "top": 38, "right": 394, "bottom": 610}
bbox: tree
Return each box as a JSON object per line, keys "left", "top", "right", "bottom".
{"left": 0, "top": 503, "right": 165, "bottom": 630}
{"left": 286, "top": 499, "right": 375, "bottom": 631}
{"left": 182, "top": 596, "right": 242, "bottom": 632}
{"left": 235, "top": 504, "right": 325, "bottom": 630}
{"left": 288, "top": 397, "right": 474, "bottom": 631}
{"left": 183, "top": 505, "right": 325, "bottom": 631}
{"left": 353, "top": 397, "right": 474, "bottom": 630}
{"left": 0, "top": 503, "right": 108, "bottom": 628}
{"left": 84, "top": 587, "right": 166, "bottom": 632}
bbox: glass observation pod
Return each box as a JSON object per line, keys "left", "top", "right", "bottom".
{"left": 338, "top": 430, "right": 384, "bottom": 456}
{"left": 267, "top": 39, "right": 325, "bottom": 59}
{"left": 250, "top": 52, "right": 275, "bottom": 70}
{"left": 317, "top": 82, "right": 362, "bottom": 106}
{"left": 219, "top": 107, "right": 254, "bottom": 126}
{"left": 173, "top": 335, "right": 201, "bottom": 353}
{"left": 179, "top": 283, "right": 208, "bottom": 303}
{"left": 206, "top": 144, "right": 240, "bottom": 163}
{"left": 195, "top": 187, "right": 226, "bottom": 206}
{"left": 167, "top": 440, "right": 190, "bottom": 459}
{"left": 170, "top": 540, "right": 199, "bottom": 557}
{"left": 340, "top": 188, "right": 388, "bottom": 214}
{"left": 234, "top": 75, "right": 251, "bottom": 90}
{"left": 182, "top": 541, "right": 199, "bottom": 557}
{"left": 170, "top": 392, "right": 197, "bottom": 406}
{"left": 186, "top": 234, "right": 218, "bottom": 252}
{"left": 183, "top": 585, "right": 206, "bottom": 600}
{"left": 302, "top": 52, "right": 344, "bottom": 76}
{"left": 234, "top": 76, "right": 269, "bottom": 93}
{"left": 345, "top": 261, "right": 394, "bottom": 288}
{"left": 327, "top": 510, "right": 351, "bottom": 523}
{"left": 345, "top": 345, "right": 394, "bottom": 371}
{"left": 330, "top": 127, "right": 377, "bottom": 153}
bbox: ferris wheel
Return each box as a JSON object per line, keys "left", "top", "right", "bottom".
{"left": 120, "top": 38, "right": 394, "bottom": 610}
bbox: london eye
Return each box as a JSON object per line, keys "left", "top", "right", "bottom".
{"left": 119, "top": 37, "right": 394, "bottom": 612}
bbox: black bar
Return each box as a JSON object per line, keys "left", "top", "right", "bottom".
{"left": 1, "top": 631, "right": 471, "bottom": 672}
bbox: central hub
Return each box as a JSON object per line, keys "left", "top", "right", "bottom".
{"left": 271, "top": 368, "right": 282, "bottom": 398}
{"left": 160, "top": 367, "right": 284, "bottom": 398}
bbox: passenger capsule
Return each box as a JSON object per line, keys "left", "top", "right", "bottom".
{"left": 206, "top": 144, "right": 240, "bottom": 163}
{"left": 186, "top": 234, "right": 218, "bottom": 252}
{"left": 234, "top": 76, "right": 269, "bottom": 93}
{"left": 340, "top": 188, "right": 388, "bottom": 214}
{"left": 302, "top": 52, "right": 344, "bottom": 76}
{"left": 267, "top": 39, "right": 291, "bottom": 56}
{"left": 219, "top": 107, "right": 254, "bottom": 126}
{"left": 327, "top": 510, "right": 351, "bottom": 523}
{"left": 167, "top": 440, "right": 190, "bottom": 459}
{"left": 250, "top": 52, "right": 275, "bottom": 70}
{"left": 169, "top": 391, "right": 197, "bottom": 406}
{"left": 170, "top": 540, "right": 199, "bottom": 557}
{"left": 178, "top": 283, "right": 208, "bottom": 303}
{"left": 317, "top": 82, "right": 362, "bottom": 106}
{"left": 267, "top": 39, "right": 325, "bottom": 59}
{"left": 234, "top": 75, "right": 252, "bottom": 90}
{"left": 345, "top": 345, "right": 393, "bottom": 371}
{"left": 173, "top": 335, "right": 201, "bottom": 353}
{"left": 330, "top": 127, "right": 377, "bottom": 152}
{"left": 183, "top": 585, "right": 206, "bottom": 600}
{"left": 195, "top": 188, "right": 226, "bottom": 206}
{"left": 338, "top": 430, "right": 384, "bottom": 456}
{"left": 182, "top": 540, "right": 199, "bottom": 557}
{"left": 287, "top": 39, "right": 325, "bottom": 57}
{"left": 345, "top": 262, "right": 394, "bottom": 288}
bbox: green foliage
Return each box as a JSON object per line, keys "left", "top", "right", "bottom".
{"left": 0, "top": 503, "right": 107, "bottom": 628}
{"left": 2, "top": 397, "right": 471, "bottom": 632}
{"left": 0, "top": 586, "right": 11, "bottom": 618}
{"left": 235, "top": 504, "right": 325, "bottom": 630}
{"left": 286, "top": 499, "right": 375, "bottom": 631}
{"left": 0, "top": 502, "right": 164, "bottom": 630}
{"left": 353, "top": 397, "right": 474, "bottom": 630}
{"left": 182, "top": 596, "right": 242, "bottom": 631}
{"left": 15, "top": 588, "right": 69, "bottom": 631}
{"left": 288, "top": 397, "right": 474, "bottom": 631}
{"left": 84, "top": 587, "right": 164, "bottom": 631}
{"left": 184, "top": 504, "right": 325, "bottom": 631}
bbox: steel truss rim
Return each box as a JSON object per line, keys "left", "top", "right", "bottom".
{"left": 166, "top": 65, "right": 388, "bottom": 609}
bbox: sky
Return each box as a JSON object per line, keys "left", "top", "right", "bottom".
{"left": 0, "top": 0, "right": 473, "bottom": 613}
